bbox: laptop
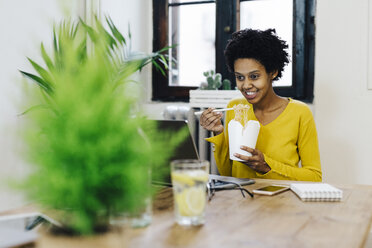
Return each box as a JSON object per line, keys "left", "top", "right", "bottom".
{"left": 152, "top": 120, "right": 199, "bottom": 186}
{"left": 151, "top": 119, "right": 255, "bottom": 188}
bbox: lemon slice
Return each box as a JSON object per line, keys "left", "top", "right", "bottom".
{"left": 190, "top": 171, "right": 209, "bottom": 182}
{"left": 171, "top": 172, "right": 195, "bottom": 186}
{"left": 175, "top": 187, "right": 206, "bottom": 216}
{"left": 171, "top": 171, "right": 209, "bottom": 186}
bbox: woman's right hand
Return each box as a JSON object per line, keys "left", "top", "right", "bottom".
{"left": 199, "top": 108, "right": 224, "bottom": 135}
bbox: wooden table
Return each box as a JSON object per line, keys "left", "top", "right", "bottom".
{"left": 2, "top": 179, "right": 372, "bottom": 248}
{"left": 124, "top": 179, "right": 372, "bottom": 248}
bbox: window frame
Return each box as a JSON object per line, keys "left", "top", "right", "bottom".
{"left": 152, "top": 0, "right": 315, "bottom": 102}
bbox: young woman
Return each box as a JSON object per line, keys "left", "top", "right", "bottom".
{"left": 200, "top": 29, "right": 321, "bottom": 181}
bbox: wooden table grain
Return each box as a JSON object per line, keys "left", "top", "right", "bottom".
{"left": 1, "top": 179, "right": 372, "bottom": 248}
{"left": 124, "top": 179, "right": 372, "bottom": 248}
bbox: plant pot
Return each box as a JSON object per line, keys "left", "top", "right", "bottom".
{"left": 37, "top": 229, "right": 126, "bottom": 248}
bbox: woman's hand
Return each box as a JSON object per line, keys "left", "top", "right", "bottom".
{"left": 200, "top": 108, "right": 224, "bottom": 135}
{"left": 234, "top": 146, "right": 271, "bottom": 174}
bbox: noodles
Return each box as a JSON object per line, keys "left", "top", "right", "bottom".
{"left": 233, "top": 104, "right": 250, "bottom": 126}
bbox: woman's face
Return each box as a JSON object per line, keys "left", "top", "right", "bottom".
{"left": 234, "top": 58, "right": 277, "bottom": 105}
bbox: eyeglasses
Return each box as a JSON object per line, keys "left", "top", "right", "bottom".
{"left": 207, "top": 179, "right": 254, "bottom": 201}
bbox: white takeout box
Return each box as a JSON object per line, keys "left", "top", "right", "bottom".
{"left": 228, "top": 120, "right": 260, "bottom": 161}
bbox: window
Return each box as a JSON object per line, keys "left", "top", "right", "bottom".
{"left": 152, "top": 0, "right": 315, "bottom": 102}
{"left": 240, "top": 0, "right": 293, "bottom": 87}
{"left": 168, "top": 1, "right": 216, "bottom": 87}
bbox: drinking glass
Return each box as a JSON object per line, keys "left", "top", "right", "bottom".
{"left": 170, "top": 159, "right": 209, "bottom": 226}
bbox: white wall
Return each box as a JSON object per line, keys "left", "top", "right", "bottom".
{"left": 314, "top": 0, "right": 372, "bottom": 185}
{"left": 0, "top": 0, "right": 82, "bottom": 211}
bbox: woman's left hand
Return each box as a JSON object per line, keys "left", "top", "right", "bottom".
{"left": 234, "top": 146, "right": 271, "bottom": 174}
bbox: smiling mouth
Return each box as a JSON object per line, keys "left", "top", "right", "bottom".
{"left": 243, "top": 91, "right": 258, "bottom": 99}
{"left": 246, "top": 91, "right": 256, "bottom": 95}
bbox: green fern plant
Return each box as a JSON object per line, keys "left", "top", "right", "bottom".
{"left": 20, "top": 17, "right": 171, "bottom": 101}
{"left": 19, "top": 17, "right": 186, "bottom": 235}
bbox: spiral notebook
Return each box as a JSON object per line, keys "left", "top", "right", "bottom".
{"left": 290, "top": 183, "right": 343, "bottom": 202}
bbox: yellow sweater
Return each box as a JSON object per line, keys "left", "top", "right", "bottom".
{"left": 206, "top": 98, "right": 322, "bottom": 181}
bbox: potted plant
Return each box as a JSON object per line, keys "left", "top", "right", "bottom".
{"left": 18, "top": 17, "right": 186, "bottom": 247}
{"left": 189, "top": 70, "right": 241, "bottom": 109}
{"left": 199, "top": 70, "right": 232, "bottom": 90}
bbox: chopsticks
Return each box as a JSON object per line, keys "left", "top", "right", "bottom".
{"left": 194, "top": 108, "right": 234, "bottom": 116}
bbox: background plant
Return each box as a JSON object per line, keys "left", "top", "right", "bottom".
{"left": 19, "top": 17, "right": 186, "bottom": 235}
{"left": 199, "top": 70, "right": 231, "bottom": 90}
{"left": 20, "top": 17, "right": 171, "bottom": 103}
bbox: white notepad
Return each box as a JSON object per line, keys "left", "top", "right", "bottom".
{"left": 290, "top": 183, "right": 343, "bottom": 202}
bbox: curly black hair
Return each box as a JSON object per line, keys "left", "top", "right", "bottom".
{"left": 224, "top": 29, "right": 289, "bottom": 81}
